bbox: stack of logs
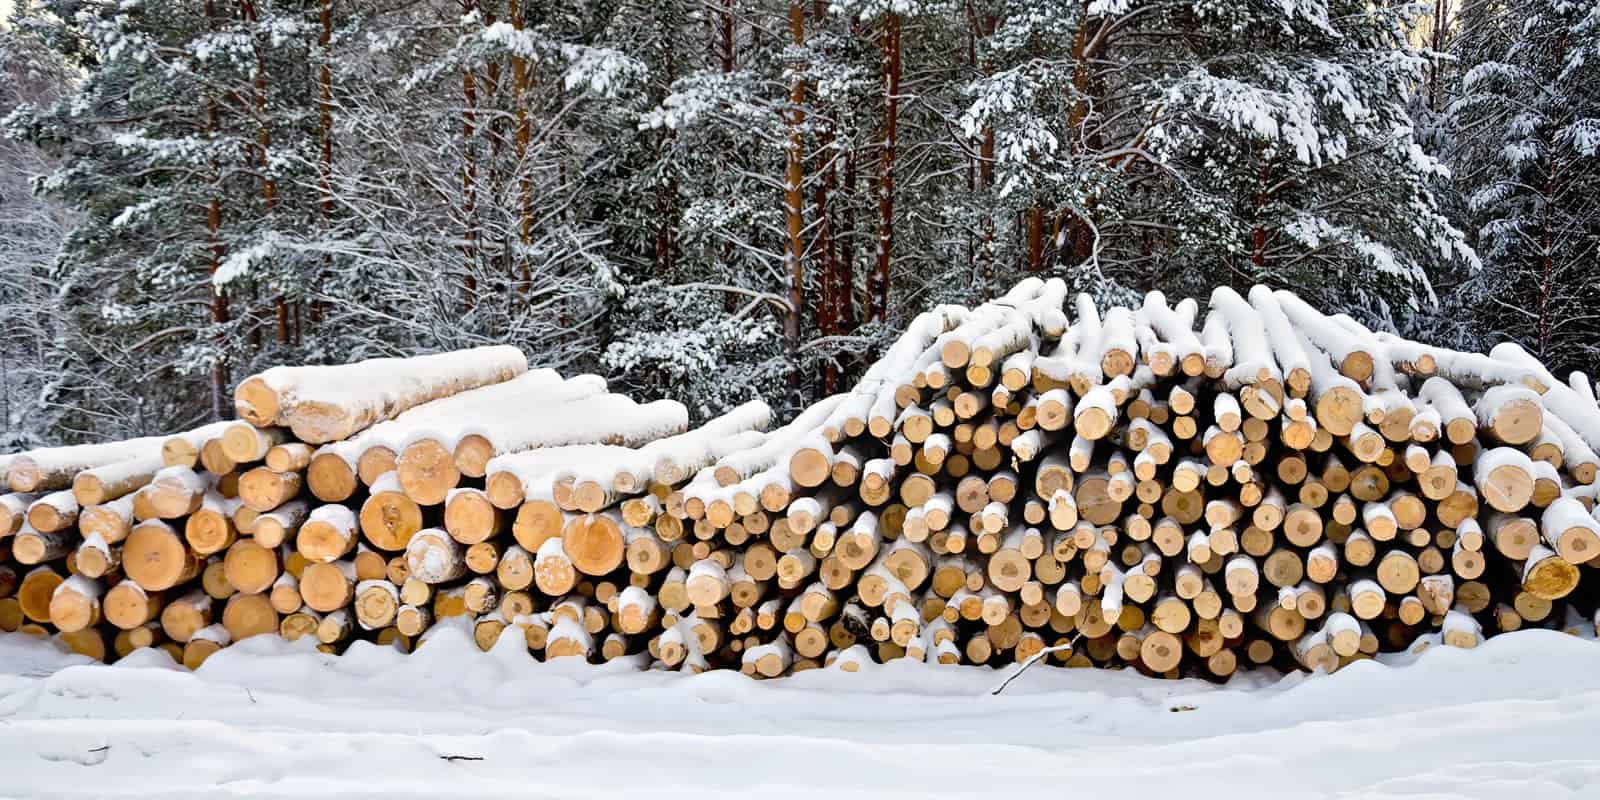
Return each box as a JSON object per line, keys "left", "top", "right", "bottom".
{"left": 3, "top": 279, "right": 1600, "bottom": 680}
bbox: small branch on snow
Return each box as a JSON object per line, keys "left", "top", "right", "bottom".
{"left": 989, "top": 636, "right": 1082, "bottom": 696}
{"left": 439, "top": 754, "right": 485, "bottom": 762}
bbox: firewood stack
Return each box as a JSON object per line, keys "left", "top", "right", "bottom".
{"left": 4, "top": 279, "right": 1600, "bottom": 679}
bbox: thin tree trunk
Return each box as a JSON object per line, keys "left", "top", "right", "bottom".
{"left": 461, "top": 0, "right": 480, "bottom": 308}
{"left": 840, "top": 148, "right": 856, "bottom": 332}
{"left": 315, "top": 0, "right": 333, "bottom": 344}
{"left": 721, "top": 0, "right": 735, "bottom": 73}
{"left": 976, "top": 12, "right": 997, "bottom": 284}
{"left": 816, "top": 40, "right": 839, "bottom": 391}
{"left": 871, "top": 12, "right": 900, "bottom": 323}
{"left": 1058, "top": 0, "right": 1092, "bottom": 271}
{"left": 511, "top": 0, "right": 534, "bottom": 289}
{"left": 654, "top": 5, "right": 677, "bottom": 280}
{"left": 205, "top": 0, "right": 230, "bottom": 419}
{"left": 783, "top": 1, "right": 806, "bottom": 353}
{"left": 1429, "top": 0, "right": 1447, "bottom": 113}
{"left": 238, "top": 0, "right": 288, "bottom": 345}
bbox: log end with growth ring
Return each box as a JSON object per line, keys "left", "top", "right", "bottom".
{"left": 233, "top": 378, "right": 281, "bottom": 428}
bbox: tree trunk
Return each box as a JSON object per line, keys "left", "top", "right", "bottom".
{"left": 872, "top": 12, "right": 900, "bottom": 323}
{"left": 461, "top": 0, "right": 480, "bottom": 309}
{"left": 721, "top": 0, "right": 735, "bottom": 73}
{"left": 784, "top": 2, "right": 806, "bottom": 354}
{"left": 238, "top": 0, "right": 288, "bottom": 345}
{"left": 205, "top": 0, "right": 229, "bottom": 420}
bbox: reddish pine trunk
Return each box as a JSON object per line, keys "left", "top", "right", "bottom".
{"left": 839, "top": 149, "right": 856, "bottom": 332}
{"left": 870, "top": 13, "right": 900, "bottom": 323}
{"left": 784, "top": 2, "right": 806, "bottom": 351}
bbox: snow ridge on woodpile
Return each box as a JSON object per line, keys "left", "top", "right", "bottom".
{"left": 3, "top": 280, "right": 1600, "bottom": 682}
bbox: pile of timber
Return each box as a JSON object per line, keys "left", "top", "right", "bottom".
{"left": 3, "top": 281, "right": 1600, "bottom": 679}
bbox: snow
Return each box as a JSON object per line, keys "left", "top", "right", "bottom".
{"left": 407, "top": 373, "right": 611, "bottom": 452}
{"left": 459, "top": 394, "right": 689, "bottom": 456}
{"left": 611, "top": 401, "right": 772, "bottom": 488}
{"left": 6, "top": 435, "right": 171, "bottom": 492}
{"left": 1210, "top": 287, "right": 1278, "bottom": 388}
{"left": 241, "top": 346, "right": 532, "bottom": 442}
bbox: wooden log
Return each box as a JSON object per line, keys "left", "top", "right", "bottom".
{"left": 222, "top": 591, "right": 280, "bottom": 641}
{"left": 12, "top": 521, "right": 71, "bottom": 565}
{"left": 233, "top": 345, "right": 529, "bottom": 442}
{"left": 562, "top": 512, "right": 626, "bottom": 576}
{"left": 73, "top": 454, "right": 166, "bottom": 507}
{"left": 48, "top": 575, "right": 103, "bottom": 632}
{"left": 182, "top": 624, "right": 230, "bottom": 669}
{"left": 300, "top": 560, "right": 358, "bottom": 612}
{"left": 9, "top": 435, "right": 169, "bottom": 493}
{"left": 359, "top": 472, "right": 423, "bottom": 552}
{"left": 296, "top": 504, "right": 360, "bottom": 563}
{"left": 252, "top": 500, "right": 309, "bottom": 549}
{"left": 238, "top": 467, "right": 303, "bottom": 513}
{"left": 403, "top": 528, "right": 467, "bottom": 585}
{"left": 135, "top": 466, "right": 208, "bottom": 520}
{"left": 123, "top": 520, "right": 201, "bottom": 591}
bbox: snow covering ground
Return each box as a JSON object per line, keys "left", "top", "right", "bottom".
{"left": 0, "top": 627, "right": 1597, "bottom": 799}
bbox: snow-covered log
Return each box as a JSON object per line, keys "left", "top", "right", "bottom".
{"left": 234, "top": 345, "right": 530, "bottom": 443}
{"left": 7, "top": 435, "right": 172, "bottom": 493}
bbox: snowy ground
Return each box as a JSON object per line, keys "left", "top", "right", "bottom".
{"left": 0, "top": 627, "right": 1597, "bottom": 799}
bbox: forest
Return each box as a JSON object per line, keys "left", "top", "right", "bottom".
{"left": 0, "top": 0, "right": 1595, "bottom": 447}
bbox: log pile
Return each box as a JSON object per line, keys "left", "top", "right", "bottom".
{"left": 4, "top": 280, "right": 1600, "bottom": 680}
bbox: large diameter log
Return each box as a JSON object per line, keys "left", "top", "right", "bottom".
{"left": 233, "top": 345, "right": 530, "bottom": 443}
{"left": 359, "top": 473, "right": 423, "bottom": 551}
{"left": 1474, "top": 385, "right": 1544, "bottom": 446}
{"left": 355, "top": 579, "right": 400, "bottom": 629}
{"left": 562, "top": 513, "right": 626, "bottom": 576}
{"left": 159, "top": 590, "right": 214, "bottom": 643}
{"left": 223, "top": 539, "right": 281, "bottom": 595}
{"left": 301, "top": 561, "right": 358, "bottom": 612}
{"left": 185, "top": 492, "right": 241, "bottom": 555}
{"left": 222, "top": 592, "right": 280, "bottom": 641}
{"left": 396, "top": 437, "right": 459, "bottom": 507}
{"left": 443, "top": 488, "right": 505, "bottom": 545}
{"left": 123, "top": 520, "right": 202, "bottom": 591}
{"left": 1475, "top": 448, "right": 1535, "bottom": 513}
{"left": 307, "top": 447, "right": 360, "bottom": 503}
{"left": 1540, "top": 498, "right": 1600, "bottom": 565}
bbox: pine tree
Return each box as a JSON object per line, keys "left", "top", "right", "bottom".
{"left": 1447, "top": 0, "right": 1600, "bottom": 375}
{"left": 960, "top": 0, "right": 1476, "bottom": 311}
